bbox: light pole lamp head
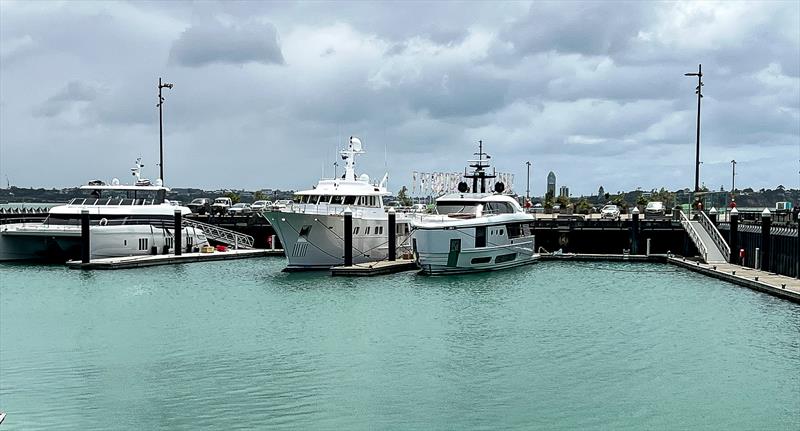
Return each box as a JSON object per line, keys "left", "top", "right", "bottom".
{"left": 160, "top": 82, "right": 174, "bottom": 89}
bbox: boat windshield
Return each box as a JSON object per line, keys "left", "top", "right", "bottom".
{"left": 435, "top": 201, "right": 480, "bottom": 215}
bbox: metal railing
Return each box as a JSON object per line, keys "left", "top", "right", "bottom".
{"left": 181, "top": 218, "right": 254, "bottom": 249}
{"left": 679, "top": 211, "right": 708, "bottom": 262}
{"left": 698, "top": 211, "right": 731, "bottom": 260}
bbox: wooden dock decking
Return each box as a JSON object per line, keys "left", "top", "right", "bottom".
{"left": 667, "top": 257, "right": 800, "bottom": 303}
{"left": 331, "top": 259, "right": 418, "bottom": 277}
{"left": 67, "top": 249, "right": 284, "bottom": 270}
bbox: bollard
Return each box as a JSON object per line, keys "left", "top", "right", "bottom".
{"left": 729, "top": 208, "right": 738, "bottom": 263}
{"left": 761, "top": 208, "right": 771, "bottom": 272}
{"left": 344, "top": 207, "right": 353, "bottom": 266}
{"left": 754, "top": 247, "right": 760, "bottom": 270}
{"left": 81, "top": 209, "right": 90, "bottom": 264}
{"left": 646, "top": 238, "right": 651, "bottom": 257}
{"left": 631, "top": 207, "right": 639, "bottom": 255}
{"left": 234, "top": 235, "right": 238, "bottom": 250}
{"left": 271, "top": 234, "right": 277, "bottom": 250}
{"left": 388, "top": 207, "right": 396, "bottom": 261}
{"left": 174, "top": 209, "right": 182, "bottom": 256}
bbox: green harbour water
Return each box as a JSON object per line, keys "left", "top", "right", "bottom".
{"left": 1, "top": 259, "right": 798, "bottom": 430}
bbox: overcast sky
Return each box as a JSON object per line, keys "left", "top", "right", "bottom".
{"left": 1, "top": 0, "right": 798, "bottom": 196}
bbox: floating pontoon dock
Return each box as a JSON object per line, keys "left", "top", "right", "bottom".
{"left": 67, "top": 249, "right": 283, "bottom": 270}
{"left": 331, "top": 259, "right": 418, "bottom": 277}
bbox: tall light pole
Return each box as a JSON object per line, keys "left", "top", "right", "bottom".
{"left": 157, "top": 78, "right": 174, "bottom": 183}
{"left": 525, "top": 161, "right": 531, "bottom": 202}
{"left": 684, "top": 64, "right": 703, "bottom": 193}
{"left": 730, "top": 159, "right": 737, "bottom": 194}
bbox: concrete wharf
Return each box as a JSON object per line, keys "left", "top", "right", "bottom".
{"left": 67, "top": 249, "right": 283, "bottom": 270}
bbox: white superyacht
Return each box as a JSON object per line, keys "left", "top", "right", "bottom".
{"left": 411, "top": 143, "right": 539, "bottom": 275}
{"left": 264, "top": 136, "right": 412, "bottom": 270}
{"left": 0, "top": 160, "right": 208, "bottom": 262}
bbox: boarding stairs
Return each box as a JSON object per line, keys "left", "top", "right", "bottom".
{"left": 679, "top": 210, "right": 730, "bottom": 263}
{"left": 182, "top": 218, "right": 254, "bottom": 249}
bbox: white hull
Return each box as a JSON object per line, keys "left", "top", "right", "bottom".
{"left": 413, "top": 226, "right": 539, "bottom": 275}
{"left": 264, "top": 210, "right": 412, "bottom": 270}
{"left": 0, "top": 223, "right": 208, "bottom": 262}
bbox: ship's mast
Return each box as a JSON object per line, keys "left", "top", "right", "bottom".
{"left": 464, "top": 140, "right": 496, "bottom": 193}
{"left": 339, "top": 136, "right": 364, "bottom": 181}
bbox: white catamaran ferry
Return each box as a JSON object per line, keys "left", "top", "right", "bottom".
{"left": 264, "top": 136, "right": 412, "bottom": 270}
{"left": 0, "top": 159, "right": 208, "bottom": 262}
{"left": 411, "top": 142, "right": 539, "bottom": 275}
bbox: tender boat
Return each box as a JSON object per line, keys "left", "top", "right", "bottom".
{"left": 410, "top": 142, "right": 539, "bottom": 275}
{"left": 0, "top": 159, "right": 209, "bottom": 262}
{"left": 264, "top": 136, "right": 412, "bottom": 270}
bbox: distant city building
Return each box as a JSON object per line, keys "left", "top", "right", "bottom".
{"left": 559, "top": 185, "right": 569, "bottom": 198}
{"left": 598, "top": 186, "right": 605, "bottom": 197}
{"left": 547, "top": 171, "right": 556, "bottom": 198}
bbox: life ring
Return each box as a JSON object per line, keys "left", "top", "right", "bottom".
{"left": 99, "top": 218, "right": 108, "bottom": 226}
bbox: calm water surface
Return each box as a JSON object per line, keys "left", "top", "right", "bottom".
{"left": 1, "top": 259, "right": 798, "bottom": 430}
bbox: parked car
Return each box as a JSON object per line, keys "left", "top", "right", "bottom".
{"left": 251, "top": 200, "right": 272, "bottom": 211}
{"left": 409, "top": 203, "right": 427, "bottom": 213}
{"left": 188, "top": 198, "right": 212, "bottom": 214}
{"left": 228, "top": 202, "right": 252, "bottom": 216}
{"left": 273, "top": 199, "right": 293, "bottom": 210}
{"left": 211, "top": 197, "right": 233, "bottom": 215}
{"left": 645, "top": 201, "right": 665, "bottom": 216}
{"left": 601, "top": 204, "right": 621, "bottom": 219}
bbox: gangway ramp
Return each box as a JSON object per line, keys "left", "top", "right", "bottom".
{"left": 679, "top": 211, "right": 730, "bottom": 263}
{"left": 182, "top": 218, "right": 254, "bottom": 249}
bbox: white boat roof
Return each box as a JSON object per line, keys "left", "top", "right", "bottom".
{"left": 79, "top": 185, "right": 170, "bottom": 192}
{"left": 48, "top": 203, "right": 191, "bottom": 216}
{"left": 436, "top": 193, "right": 517, "bottom": 203}
{"left": 296, "top": 178, "right": 389, "bottom": 196}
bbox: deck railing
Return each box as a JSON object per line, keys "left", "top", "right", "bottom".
{"left": 182, "top": 218, "right": 254, "bottom": 249}
{"left": 698, "top": 211, "right": 731, "bottom": 260}
{"left": 680, "top": 210, "right": 708, "bottom": 262}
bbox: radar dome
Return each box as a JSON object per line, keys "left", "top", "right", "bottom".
{"left": 349, "top": 136, "right": 363, "bottom": 152}
{"left": 111, "top": 178, "right": 120, "bottom": 186}
{"left": 154, "top": 179, "right": 163, "bottom": 187}
{"left": 359, "top": 174, "right": 370, "bottom": 183}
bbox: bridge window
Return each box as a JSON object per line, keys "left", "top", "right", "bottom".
{"left": 471, "top": 257, "right": 491, "bottom": 264}
{"left": 344, "top": 196, "right": 356, "bottom": 205}
{"left": 331, "top": 196, "right": 343, "bottom": 205}
{"left": 319, "top": 195, "right": 331, "bottom": 203}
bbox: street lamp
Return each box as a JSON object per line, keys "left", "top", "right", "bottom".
{"left": 684, "top": 64, "right": 703, "bottom": 193}
{"left": 157, "top": 78, "right": 174, "bottom": 183}
{"left": 730, "top": 159, "right": 737, "bottom": 195}
{"left": 525, "top": 161, "right": 531, "bottom": 202}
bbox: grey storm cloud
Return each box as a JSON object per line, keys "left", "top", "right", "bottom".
{"left": 0, "top": 0, "right": 798, "bottom": 195}
{"left": 505, "top": 1, "right": 654, "bottom": 57}
{"left": 32, "top": 81, "right": 101, "bottom": 118}
{"left": 169, "top": 18, "right": 285, "bottom": 67}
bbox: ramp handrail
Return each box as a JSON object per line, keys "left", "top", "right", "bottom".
{"left": 679, "top": 211, "right": 708, "bottom": 262}
{"left": 182, "top": 219, "right": 254, "bottom": 249}
{"left": 697, "top": 210, "right": 731, "bottom": 261}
